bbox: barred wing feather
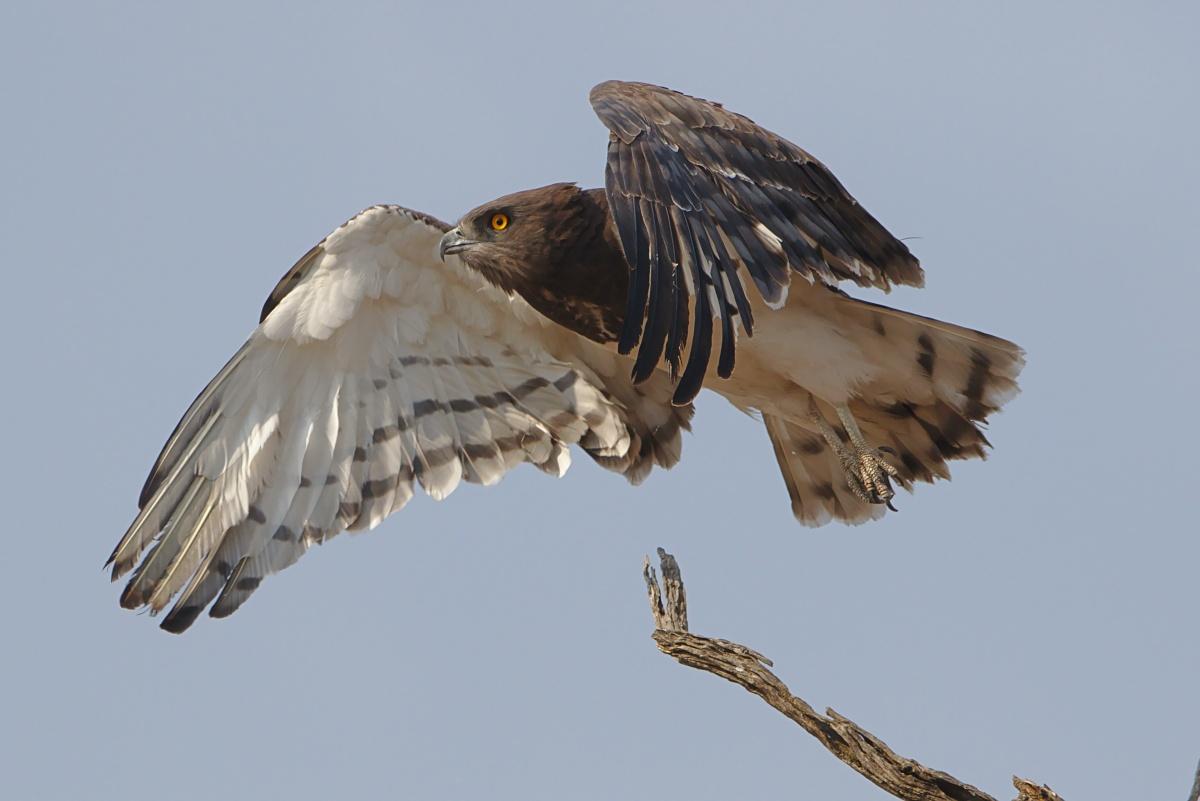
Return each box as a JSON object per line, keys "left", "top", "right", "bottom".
{"left": 108, "top": 205, "right": 634, "bottom": 632}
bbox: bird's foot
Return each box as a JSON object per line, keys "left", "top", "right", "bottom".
{"left": 837, "top": 443, "right": 901, "bottom": 508}
{"left": 809, "top": 397, "right": 903, "bottom": 510}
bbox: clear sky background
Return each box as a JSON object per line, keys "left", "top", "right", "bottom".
{"left": 2, "top": 2, "right": 1198, "bottom": 799}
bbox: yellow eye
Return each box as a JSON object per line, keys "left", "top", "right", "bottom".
{"left": 490, "top": 212, "right": 509, "bottom": 232}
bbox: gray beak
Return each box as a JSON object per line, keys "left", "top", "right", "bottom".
{"left": 438, "top": 227, "right": 475, "bottom": 261}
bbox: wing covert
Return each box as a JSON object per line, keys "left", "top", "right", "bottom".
{"left": 590, "top": 80, "right": 924, "bottom": 403}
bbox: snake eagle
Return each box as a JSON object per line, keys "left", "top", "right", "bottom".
{"left": 109, "top": 81, "right": 1024, "bottom": 632}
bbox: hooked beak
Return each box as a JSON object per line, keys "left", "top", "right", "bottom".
{"left": 438, "top": 227, "right": 476, "bottom": 261}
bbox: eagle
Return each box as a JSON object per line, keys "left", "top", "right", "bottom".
{"left": 108, "top": 81, "right": 1024, "bottom": 632}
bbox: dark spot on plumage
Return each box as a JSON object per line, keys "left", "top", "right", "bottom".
{"left": 373, "top": 424, "right": 399, "bottom": 443}
{"left": 899, "top": 450, "right": 923, "bottom": 479}
{"left": 553, "top": 372, "right": 579, "bottom": 392}
{"left": 414, "top": 446, "right": 458, "bottom": 470}
{"left": 580, "top": 409, "right": 607, "bottom": 427}
{"left": 799, "top": 439, "right": 824, "bottom": 455}
{"left": 547, "top": 411, "right": 580, "bottom": 430}
{"left": 247, "top": 505, "right": 266, "bottom": 524}
{"left": 273, "top": 525, "right": 295, "bottom": 542}
{"left": 373, "top": 378, "right": 387, "bottom": 390}
{"left": 963, "top": 348, "right": 992, "bottom": 420}
{"left": 913, "top": 414, "right": 959, "bottom": 459}
{"left": 235, "top": 576, "right": 262, "bottom": 592}
{"left": 463, "top": 442, "right": 501, "bottom": 460}
{"left": 814, "top": 482, "right": 836, "bottom": 500}
{"left": 449, "top": 398, "right": 478, "bottom": 414}
{"left": 916, "top": 332, "right": 936, "bottom": 378}
{"left": 298, "top": 476, "right": 311, "bottom": 488}
{"left": 938, "top": 411, "right": 974, "bottom": 448}
{"left": 490, "top": 435, "right": 524, "bottom": 454}
{"left": 871, "top": 314, "right": 886, "bottom": 336}
{"left": 490, "top": 390, "right": 519, "bottom": 408}
{"left": 413, "top": 399, "right": 445, "bottom": 418}
{"left": 474, "top": 392, "right": 501, "bottom": 410}
{"left": 399, "top": 355, "right": 428, "bottom": 367}
{"left": 360, "top": 479, "right": 379, "bottom": 499}
{"left": 511, "top": 376, "right": 551, "bottom": 398}
{"left": 365, "top": 468, "right": 413, "bottom": 497}
{"left": 215, "top": 559, "right": 233, "bottom": 579}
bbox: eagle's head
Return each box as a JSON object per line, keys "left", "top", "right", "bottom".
{"left": 439, "top": 182, "right": 629, "bottom": 343}
{"left": 438, "top": 182, "right": 599, "bottom": 294}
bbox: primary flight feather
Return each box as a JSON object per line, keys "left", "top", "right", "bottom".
{"left": 110, "top": 81, "right": 1023, "bottom": 632}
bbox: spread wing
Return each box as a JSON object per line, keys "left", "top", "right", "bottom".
{"left": 590, "top": 80, "right": 924, "bottom": 403}
{"left": 108, "top": 205, "right": 676, "bottom": 633}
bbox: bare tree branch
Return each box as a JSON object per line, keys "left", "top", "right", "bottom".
{"left": 642, "top": 548, "right": 1065, "bottom": 801}
{"left": 1011, "top": 779, "right": 1066, "bottom": 801}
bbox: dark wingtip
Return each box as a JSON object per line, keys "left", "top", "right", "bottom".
{"left": 673, "top": 308, "right": 712, "bottom": 406}
{"left": 108, "top": 560, "right": 130, "bottom": 583}
{"left": 160, "top": 604, "right": 203, "bottom": 634}
{"left": 208, "top": 605, "right": 235, "bottom": 620}
{"left": 670, "top": 378, "right": 701, "bottom": 406}
{"left": 118, "top": 582, "right": 144, "bottom": 610}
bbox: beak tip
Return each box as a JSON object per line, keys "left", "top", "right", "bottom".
{"left": 437, "top": 227, "right": 461, "bottom": 262}
{"left": 437, "top": 227, "right": 475, "bottom": 262}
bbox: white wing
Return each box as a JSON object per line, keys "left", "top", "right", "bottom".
{"left": 108, "top": 205, "right": 678, "bottom": 633}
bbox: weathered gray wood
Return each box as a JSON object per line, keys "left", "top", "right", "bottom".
{"left": 642, "top": 547, "right": 688, "bottom": 632}
{"left": 643, "top": 548, "right": 1059, "bottom": 801}
{"left": 1012, "top": 778, "right": 1065, "bottom": 801}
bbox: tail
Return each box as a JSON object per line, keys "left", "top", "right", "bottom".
{"left": 766, "top": 296, "right": 1024, "bottom": 526}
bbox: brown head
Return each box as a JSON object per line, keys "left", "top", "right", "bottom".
{"left": 438, "top": 183, "right": 629, "bottom": 342}
{"left": 438, "top": 183, "right": 595, "bottom": 291}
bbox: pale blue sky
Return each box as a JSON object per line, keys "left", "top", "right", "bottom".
{"left": 2, "top": 2, "right": 1198, "bottom": 799}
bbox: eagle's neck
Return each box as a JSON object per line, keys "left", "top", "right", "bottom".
{"left": 520, "top": 188, "right": 628, "bottom": 344}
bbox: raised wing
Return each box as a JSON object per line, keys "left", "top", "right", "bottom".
{"left": 108, "top": 206, "right": 642, "bottom": 632}
{"left": 590, "top": 80, "right": 924, "bottom": 403}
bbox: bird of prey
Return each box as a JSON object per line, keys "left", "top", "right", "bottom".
{"left": 109, "top": 80, "right": 1023, "bottom": 632}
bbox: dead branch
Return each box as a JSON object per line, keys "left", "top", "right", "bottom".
{"left": 642, "top": 547, "right": 1063, "bottom": 801}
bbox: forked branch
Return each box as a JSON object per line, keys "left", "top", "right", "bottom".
{"left": 642, "top": 547, "right": 1063, "bottom": 801}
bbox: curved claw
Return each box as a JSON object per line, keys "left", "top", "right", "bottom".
{"left": 810, "top": 400, "right": 904, "bottom": 512}
{"left": 847, "top": 448, "right": 899, "bottom": 506}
